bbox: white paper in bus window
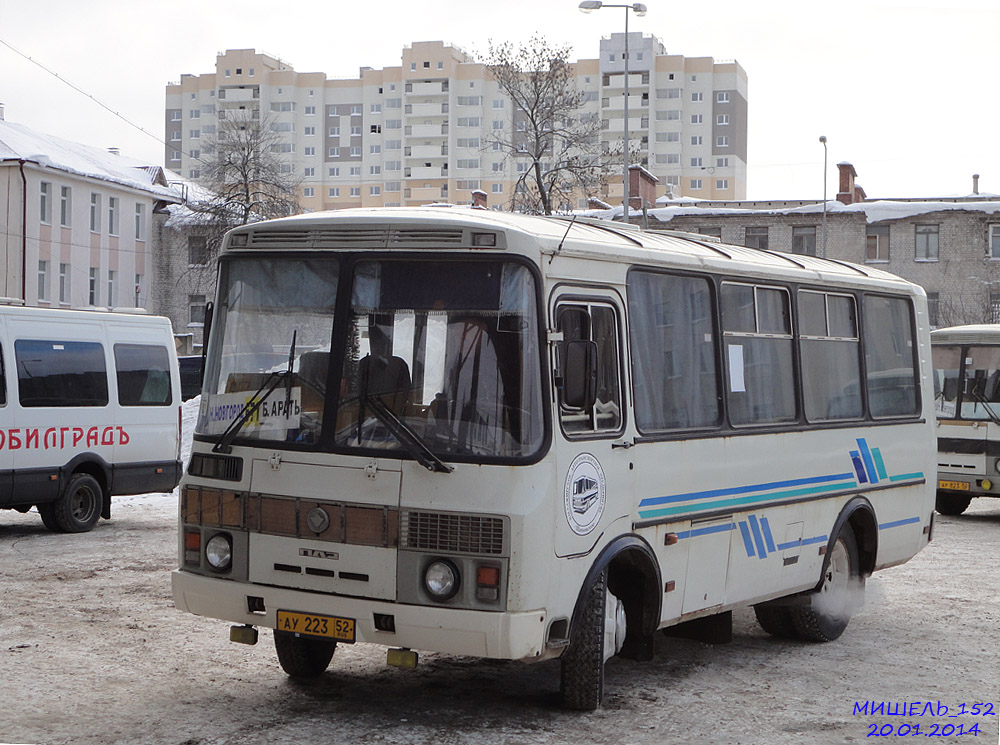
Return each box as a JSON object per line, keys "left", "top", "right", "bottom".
{"left": 728, "top": 343, "right": 746, "bottom": 393}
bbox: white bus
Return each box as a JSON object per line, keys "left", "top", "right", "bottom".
{"left": 931, "top": 324, "right": 1000, "bottom": 515}
{"left": 172, "top": 208, "right": 936, "bottom": 710}
{"left": 0, "top": 305, "right": 183, "bottom": 532}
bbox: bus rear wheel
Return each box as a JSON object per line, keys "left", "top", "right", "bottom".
{"left": 47, "top": 474, "right": 102, "bottom": 533}
{"left": 935, "top": 492, "right": 972, "bottom": 516}
{"left": 273, "top": 630, "right": 336, "bottom": 678}
{"left": 753, "top": 604, "right": 797, "bottom": 639}
{"left": 790, "top": 529, "right": 861, "bottom": 642}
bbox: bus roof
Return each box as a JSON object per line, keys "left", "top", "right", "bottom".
{"left": 931, "top": 324, "right": 1000, "bottom": 344}
{"left": 223, "top": 207, "right": 920, "bottom": 293}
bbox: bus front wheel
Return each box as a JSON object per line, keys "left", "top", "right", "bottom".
{"left": 273, "top": 630, "right": 336, "bottom": 678}
{"left": 935, "top": 492, "right": 972, "bottom": 516}
{"left": 560, "top": 568, "right": 610, "bottom": 711}
{"left": 790, "top": 529, "right": 861, "bottom": 642}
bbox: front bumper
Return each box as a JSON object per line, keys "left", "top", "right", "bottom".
{"left": 172, "top": 570, "right": 548, "bottom": 661}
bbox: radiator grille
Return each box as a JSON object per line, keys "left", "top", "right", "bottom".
{"left": 401, "top": 511, "right": 506, "bottom": 555}
{"left": 243, "top": 227, "right": 466, "bottom": 249}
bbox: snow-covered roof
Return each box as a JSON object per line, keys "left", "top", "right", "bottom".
{"left": 0, "top": 119, "right": 181, "bottom": 202}
{"left": 641, "top": 198, "right": 1000, "bottom": 225}
{"left": 162, "top": 170, "right": 218, "bottom": 229}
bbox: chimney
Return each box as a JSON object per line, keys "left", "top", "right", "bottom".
{"left": 628, "top": 164, "right": 659, "bottom": 212}
{"left": 471, "top": 189, "right": 487, "bottom": 209}
{"left": 836, "top": 162, "right": 859, "bottom": 205}
{"left": 973, "top": 174, "right": 980, "bottom": 195}
{"left": 108, "top": 147, "right": 120, "bottom": 156}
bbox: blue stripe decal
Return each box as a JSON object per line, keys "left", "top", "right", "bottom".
{"left": 639, "top": 481, "right": 855, "bottom": 519}
{"left": 889, "top": 472, "right": 925, "bottom": 483}
{"left": 878, "top": 516, "right": 921, "bottom": 530}
{"left": 638, "top": 472, "right": 857, "bottom": 509}
{"left": 748, "top": 515, "right": 768, "bottom": 560}
{"left": 850, "top": 451, "right": 868, "bottom": 484}
{"left": 801, "top": 534, "right": 829, "bottom": 546}
{"left": 871, "top": 447, "right": 889, "bottom": 480}
{"left": 777, "top": 538, "right": 801, "bottom": 551}
{"left": 760, "top": 517, "right": 777, "bottom": 553}
{"left": 857, "top": 438, "right": 880, "bottom": 485}
{"left": 738, "top": 521, "right": 755, "bottom": 557}
{"left": 675, "top": 523, "right": 736, "bottom": 540}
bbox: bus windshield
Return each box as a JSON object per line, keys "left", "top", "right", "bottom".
{"left": 197, "top": 255, "right": 545, "bottom": 461}
{"left": 333, "top": 259, "right": 544, "bottom": 461}
{"left": 933, "top": 344, "right": 1000, "bottom": 421}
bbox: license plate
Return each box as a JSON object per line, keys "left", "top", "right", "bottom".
{"left": 276, "top": 610, "right": 355, "bottom": 642}
{"left": 938, "top": 479, "right": 970, "bottom": 491}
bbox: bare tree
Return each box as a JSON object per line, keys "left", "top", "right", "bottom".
{"left": 484, "top": 36, "right": 612, "bottom": 215}
{"left": 199, "top": 109, "right": 301, "bottom": 230}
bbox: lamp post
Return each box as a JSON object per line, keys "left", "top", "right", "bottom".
{"left": 819, "top": 135, "right": 828, "bottom": 258}
{"left": 579, "top": 1, "right": 647, "bottom": 224}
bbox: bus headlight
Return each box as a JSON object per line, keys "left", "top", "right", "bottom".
{"left": 205, "top": 533, "right": 233, "bottom": 571}
{"left": 423, "top": 559, "right": 460, "bottom": 601}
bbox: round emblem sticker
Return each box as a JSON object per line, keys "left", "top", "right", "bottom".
{"left": 564, "top": 453, "right": 607, "bottom": 536}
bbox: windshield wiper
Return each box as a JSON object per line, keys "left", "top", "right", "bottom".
{"left": 967, "top": 387, "right": 1000, "bottom": 425}
{"left": 363, "top": 394, "right": 453, "bottom": 473}
{"left": 213, "top": 333, "right": 297, "bottom": 454}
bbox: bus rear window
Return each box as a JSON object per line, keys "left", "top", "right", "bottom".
{"left": 15, "top": 339, "right": 109, "bottom": 407}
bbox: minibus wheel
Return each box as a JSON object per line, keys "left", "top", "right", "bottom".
{"left": 560, "top": 569, "right": 608, "bottom": 711}
{"left": 753, "top": 604, "right": 796, "bottom": 639}
{"left": 935, "top": 492, "right": 972, "bottom": 516}
{"left": 273, "top": 630, "right": 336, "bottom": 678}
{"left": 50, "top": 474, "right": 102, "bottom": 533}
{"left": 790, "top": 528, "right": 861, "bottom": 642}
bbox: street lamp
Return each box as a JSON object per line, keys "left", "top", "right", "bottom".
{"left": 580, "top": 1, "right": 647, "bottom": 224}
{"left": 819, "top": 135, "right": 828, "bottom": 258}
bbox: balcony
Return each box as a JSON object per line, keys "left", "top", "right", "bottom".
{"left": 406, "top": 102, "right": 448, "bottom": 118}
{"left": 602, "top": 93, "right": 648, "bottom": 112}
{"left": 406, "top": 144, "right": 448, "bottom": 159}
{"left": 406, "top": 123, "right": 448, "bottom": 138}
{"left": 602, "top": 72, "right": 647, "bottom": 91}
{"left": 605, "top": 116, "right": 649, "bottom": 133}
{"left": 406, "top": 165, "right": 448, "bottom": 179}
{"left": 406, "top": 185, "right": 447, "bottom": 202}
{"left": 219, "top": 87, "right": 257, "bottom": 102}
{"left": 405, "top": 81, "right": 448, "bottom": 96}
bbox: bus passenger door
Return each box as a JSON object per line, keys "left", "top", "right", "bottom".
{"left": 551, "top": 291, "right": 633, "bottom": 558}
{"left": 0, "top": 323, "right": 11, "bottom": 505}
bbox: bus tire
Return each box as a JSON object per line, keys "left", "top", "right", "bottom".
{"left": 560, "top": 569, "right": 607, "bottom": 711}
{"left": 37, "top": 502, "right": 61, "bottom": 532}
{"left": 935, "top": 492, "right": 971, "bottom": 516}
{"left": 273, "top": 630, "right": 336, "bottom": 678}
{"left": 790, "top": 528, "right": 861, "bottom": 642}
{"left": 51, "top": 474, "right": 103, "bottom": 533}
{"left": 753, "top": 604, "right": 797, "bottom": 639}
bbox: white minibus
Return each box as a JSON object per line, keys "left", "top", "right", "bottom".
{"left": 172, "top": 208, "right": 936, "bottom": 709}
{"left": 0, "top": 305, "right": 183, "bottom": 532}
{"left": 931, "top": 324, "right": 1000, "bottom": 514}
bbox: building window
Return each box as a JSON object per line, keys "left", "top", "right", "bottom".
{"left": 189, "top": 295, "right": 207, "bottom": 325}
{"left": 717, "top": 157, "right": 730, "bottom": 168}
{"left": 90, "top": 194, "right": 101, "bottom": 232}
{"left": 915, "top": 224, "right": 939, "bottom": 261}
{"left": 792, "top": 226, "right": 817, "bottom": 256}
{"left": 691, "top": 114, "right": 703, "bottom": 124}
{"left": 134, "top": 203, "right": 145, "bottom": 240}
{"left": 690, "top": 157, "right": 703, "bottom": 167}
{"left": 60, "top": 186, "right": 72, "bottom": 227}
{"left": 370, "top": 186, "right": 381, "bottom": 196}
{"left": 303, "top": 187, "right": 314, "bottom": 197}
{"left": 107, "top": 197, "right": 119, "bottom": 236}
{"left": 717, "top": 92, "right": 730, "bottom": 103}
{"left": 37, "top": 261, "right": 48, "bottom": 301}
{"left": 927, "top": 291, "right": 940, "bottom": 327}
{"left": 350, "top": 187, "right": 361, "bottom": 197}
{"left": 691, "top": 136, "right": 703, "bottom": 146}
{"left": 59, "top": 263, "right": 69, "bottom": 304}
{"left": 990, "top": 293, "right": 1000, "bottom": 324}
{"left": 371, "top": 104, "right": 382, "bottom": 113}
{"left": 351, "top": 105, "right": 362, "bottom": 115}
{"left": 690, "top": 179, "right": 702, "bottom": 190}
{"left": 745, "top": 227, "right": 768, "bottom": 249}
{"left": 40, "top": 182, "right": 52, "bottom": 223}
{"left": 866, "top": 225, "right": 890, "bottom": 262}
{"left": 716, "top": 179, "right": 729, "bottom": 190}
{"left": 691, "top": 91, "right": 703, "bottom": 102}
{"left": 716, "top": 136, "right": 729, "bottom": 147}
{"left": 350, "top": 146, "right": 362, "bottom": 157}
{"left": 328, "top": 188, "right": 340, "bottom": 197}
{"left": 89, "top": 268, "right": 98, "bottom": 306}
{"left": 188, "top": 236, "right": 209, "bottom": 266}
{"left": 305, "top": 106, "right": 316, "bottom": 115}
{"left": 304, "top": 126, "right": 316, "bottom": 136}
{"left": 717, "top": 114, "right": 730, "bottom": 125}
{"left": 989, "top": 224, "right": 1000, "bottom": 258}
{"left": 328, "top": 147, "right": 340, "bottom": 158}
{"left": 107, "top": 270, "right": 116, "bottom": 307}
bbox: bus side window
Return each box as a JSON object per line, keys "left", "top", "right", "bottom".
{"left": 557, "top": 303, "right": 623, "bottom": 435}
{"left": 0, "top": 343, "right": 5, "bottom": 406}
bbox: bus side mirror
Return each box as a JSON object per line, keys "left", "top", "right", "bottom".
{"left": 563, "top": 340, "right": 598, "bottom": 410}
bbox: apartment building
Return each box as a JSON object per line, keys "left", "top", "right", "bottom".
{"left": 0, "top": 110, "right": 181, "bottom": 310}
{"left": 164, "top": 38, "right": 747, "bottom": 211}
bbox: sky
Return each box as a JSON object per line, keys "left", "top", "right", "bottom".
{"left": 0, "top": 0, "right": 996, "bottom": 201}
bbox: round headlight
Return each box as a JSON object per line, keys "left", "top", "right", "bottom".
{"left": 205, "top": 534, "right": 233, "bottom": 571}
{"left": 423, "top": 559, "right": 460, "bottom": 601}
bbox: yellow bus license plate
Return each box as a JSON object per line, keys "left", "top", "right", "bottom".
{"left": 938, "top": 480, "right": 970, "bottom": 491}
{"left": 276, "top": 610, "right": 355, "bottom": 642}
